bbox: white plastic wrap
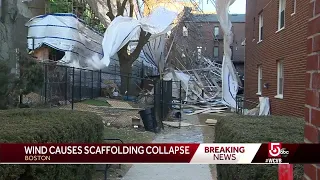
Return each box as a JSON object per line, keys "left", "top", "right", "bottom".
{"left": 100, "top": 6, "right": 181, "bottom": 67}
{"left": 259, "top": 97, "right": 270, "bottom": 116}
{"left": 214, "top": 0, "right": 239, "bottom": 108}
{"left": 26, "top": 14, "right": 104, "bottom": 69}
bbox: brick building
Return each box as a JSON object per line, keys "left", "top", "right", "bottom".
{"left": 304, "top": 0, "right": 320, "bottom": 179}
{"left": 169, "top": 12, "right": 245, "bottom": 77}
{"left": 245, "top": 0, "right": 309, "bottom": 117}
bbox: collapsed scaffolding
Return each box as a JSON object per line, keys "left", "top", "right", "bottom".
{"left": 171, "top": 57, "right": 223, "bottom": 102}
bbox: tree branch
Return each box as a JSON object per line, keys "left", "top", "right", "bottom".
{"left": 106, "top": 0, "right": 115, "bottom": 21}
{"left": 129, "top": 0, "right": 134, "bottom": 17}
{"left": 116, "top": 0, "right": 122, "bottom": 16}
{"left": 118, "top": 43, "right": 129, "bottom": 59}
{"left": 128, "top": 29, "right": 151, "bottom": 64}
{"left": 118, "top": 0, "right": 129, "bottom": 16}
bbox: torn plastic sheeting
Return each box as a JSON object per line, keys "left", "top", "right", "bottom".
{"left": 100, "top": 6, "right": 181, "bottom": 68}
{"left": 214, "top": 0, "right": 239, "bottom": 109}
{"left": 142, "top": 34, "right": 167, "bottom": 72}
{"left": 26, "top": 13, "right": 104, "bottom": 69}
{"left": 259, "top": 97, "right": 270, "bottom": 116}
{"left": 163, "top": 71, "right": 190, "bottom": 99}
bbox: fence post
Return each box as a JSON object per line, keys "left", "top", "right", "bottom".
{"left": 44, "top": 64, "right": 48, "bottom": 103}
{"left": 65, "top": 67, "right": 68, "bottom": 104}
{"left": 153, "top": 80, "right": 159, "bottom": 133}
{"left": 236, "top": 96, "right": 238, "bottom": 114}
{"left": 126, "top": 73, "right": 130, "bottom": 97}
{"left": 99, "top": 70, "right": 102, "bottom": 97}
{"left": 32, "top": 37, "right": 35, "bottom": 50}
{"left": 79, "top": 69, "right": 82, "bottom": 101}
{"left": 161, "top": 80, "right": 164, "bottom": 127}
{"left": 72, "top": 67, "right": 75, "bottom": 110}
{"left": 141, "top": 60, "right": 144, "bottom": 78}
{"left": 91, "top": 70, "right": 94, "bottom": 99}
{"left": 179, "top": 81, "right": 182, "bottom": 129}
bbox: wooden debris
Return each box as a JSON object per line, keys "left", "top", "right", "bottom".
{"left": 162, "top": 121, "right": 192, "bottom": 127}
{"left": 106, "top": 99, "right": 133, "bottom": 108}
{"left": 205, "top": 119, "right": 217, "bottom": 124}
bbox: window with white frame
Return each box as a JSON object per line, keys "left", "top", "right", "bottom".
{"left": 278, "top": 0, "right": 286, "bottom": 30}
{"left": 258, "top": 12, "right": 263, "bottom": 41}
{"left": 257, "top": 65, "right": 262, "bottom": 94}
{"left": 277, "top": 60, "right": 284, "bottom": 96}
{"left": 292, "top": 0, "right": 296, "bottom": 14}
{"left": 214, "top": 26, "right": 219, "bottom": 36}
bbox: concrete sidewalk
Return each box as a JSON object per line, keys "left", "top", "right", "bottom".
{"left": 121, "top": 115, "right": 213, "bottom": 180}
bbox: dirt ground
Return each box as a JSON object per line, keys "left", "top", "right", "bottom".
{"left": 59, "top": 100, "right": 141, "bottom": 128}
{"left": 93, "top": 127, "right": 155, "bottom": 180}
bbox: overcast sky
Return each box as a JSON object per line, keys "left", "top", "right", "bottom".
{"left": 202, "top": 0, "right": 246, "bottom": 14}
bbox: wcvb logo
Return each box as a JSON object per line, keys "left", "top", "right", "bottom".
{"left": 268, "top": 143, "right": 282, "bottom": 157}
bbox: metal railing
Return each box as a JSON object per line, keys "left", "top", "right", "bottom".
{"left": 236, "top": 95, "right": 259, "bottom": 115}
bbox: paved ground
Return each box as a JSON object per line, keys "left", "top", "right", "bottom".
{"left": 122, "top": 114, "right": 213, "bottom": 180}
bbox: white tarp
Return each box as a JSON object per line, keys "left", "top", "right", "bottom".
{"left": 26, "top": 13, "right": 104, "bottom": 69}
{"left": 214, "top": 0, "right": 239, "bottom": 108}
{"left": 142, "top": 34, "right": 167, "bottom": 72}
{"left": 259, "top": 97, "right": 270, "bottom": 116}
{"left": 99, "top": 7, "right": 181, "bottom": 68}
{"left": 163, "top": 71, "right": 190, "bottom": 99}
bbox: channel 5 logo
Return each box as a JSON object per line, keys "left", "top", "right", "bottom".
{"left": 268, "top": 143, "right": 289, "bottom": 158}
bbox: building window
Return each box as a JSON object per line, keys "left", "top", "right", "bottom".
{"left": 276, "top": 60, "right": 284, "bottom": 97}
{"left": 183, "top": 26, "right": 188, "bottom": 37}
{"left": 257, "top": 65, "right": 262, "bottom": 94}
{"left": 278, "top": 0, "right": 286, "bottom": 30}
{"left": 213, "top": 47, "right": 219, "bottom": 58}
{"left": 214, "top": 26, "right": 219, "bottom": 36}
{"left": 292, "top": 0, "right": 296, "bottom": 14}
{"left": 258, "top": 12, "right": 263, "bottom": 41}
{"left": 253, "top": 17, "right": 256, "bottom": 40}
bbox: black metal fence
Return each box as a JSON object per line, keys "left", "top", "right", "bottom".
{"left": 25, "top": 62, "right": 157, "bottom": 107}
{"left": 236, "top": 95, "right": 259, "bottom": 115}
{"left": 153, "top": 80, "right": 182, "bottom": 130}
{"left": 17, "top": 58, "right": 183, "bottom": 133}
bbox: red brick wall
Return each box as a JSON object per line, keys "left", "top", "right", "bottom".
{"left": 304, "top": 0, "right": 320, "bottom": 179}
{"left": 176, "top": 21, "right": 245, "bottom": 62}
{"left": 245, "top": 0, "right": 309, "bottom": 117}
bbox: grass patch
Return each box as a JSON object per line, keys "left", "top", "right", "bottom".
{"left": 82, "top": 99, "right": 111, "bottom": 106}
{"left": 214, "top": 115, "right": 304, "bottom": 180}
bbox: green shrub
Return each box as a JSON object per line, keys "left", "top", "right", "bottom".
{"left": 0, "top": 109, "right": 104, "bottom": 180}
{"left": 215, "top": 115, "right": 304, "bottom": 180}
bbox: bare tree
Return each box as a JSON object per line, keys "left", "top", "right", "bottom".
{"left": 106, "top": 0, "right": 151, "bottom": 94}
